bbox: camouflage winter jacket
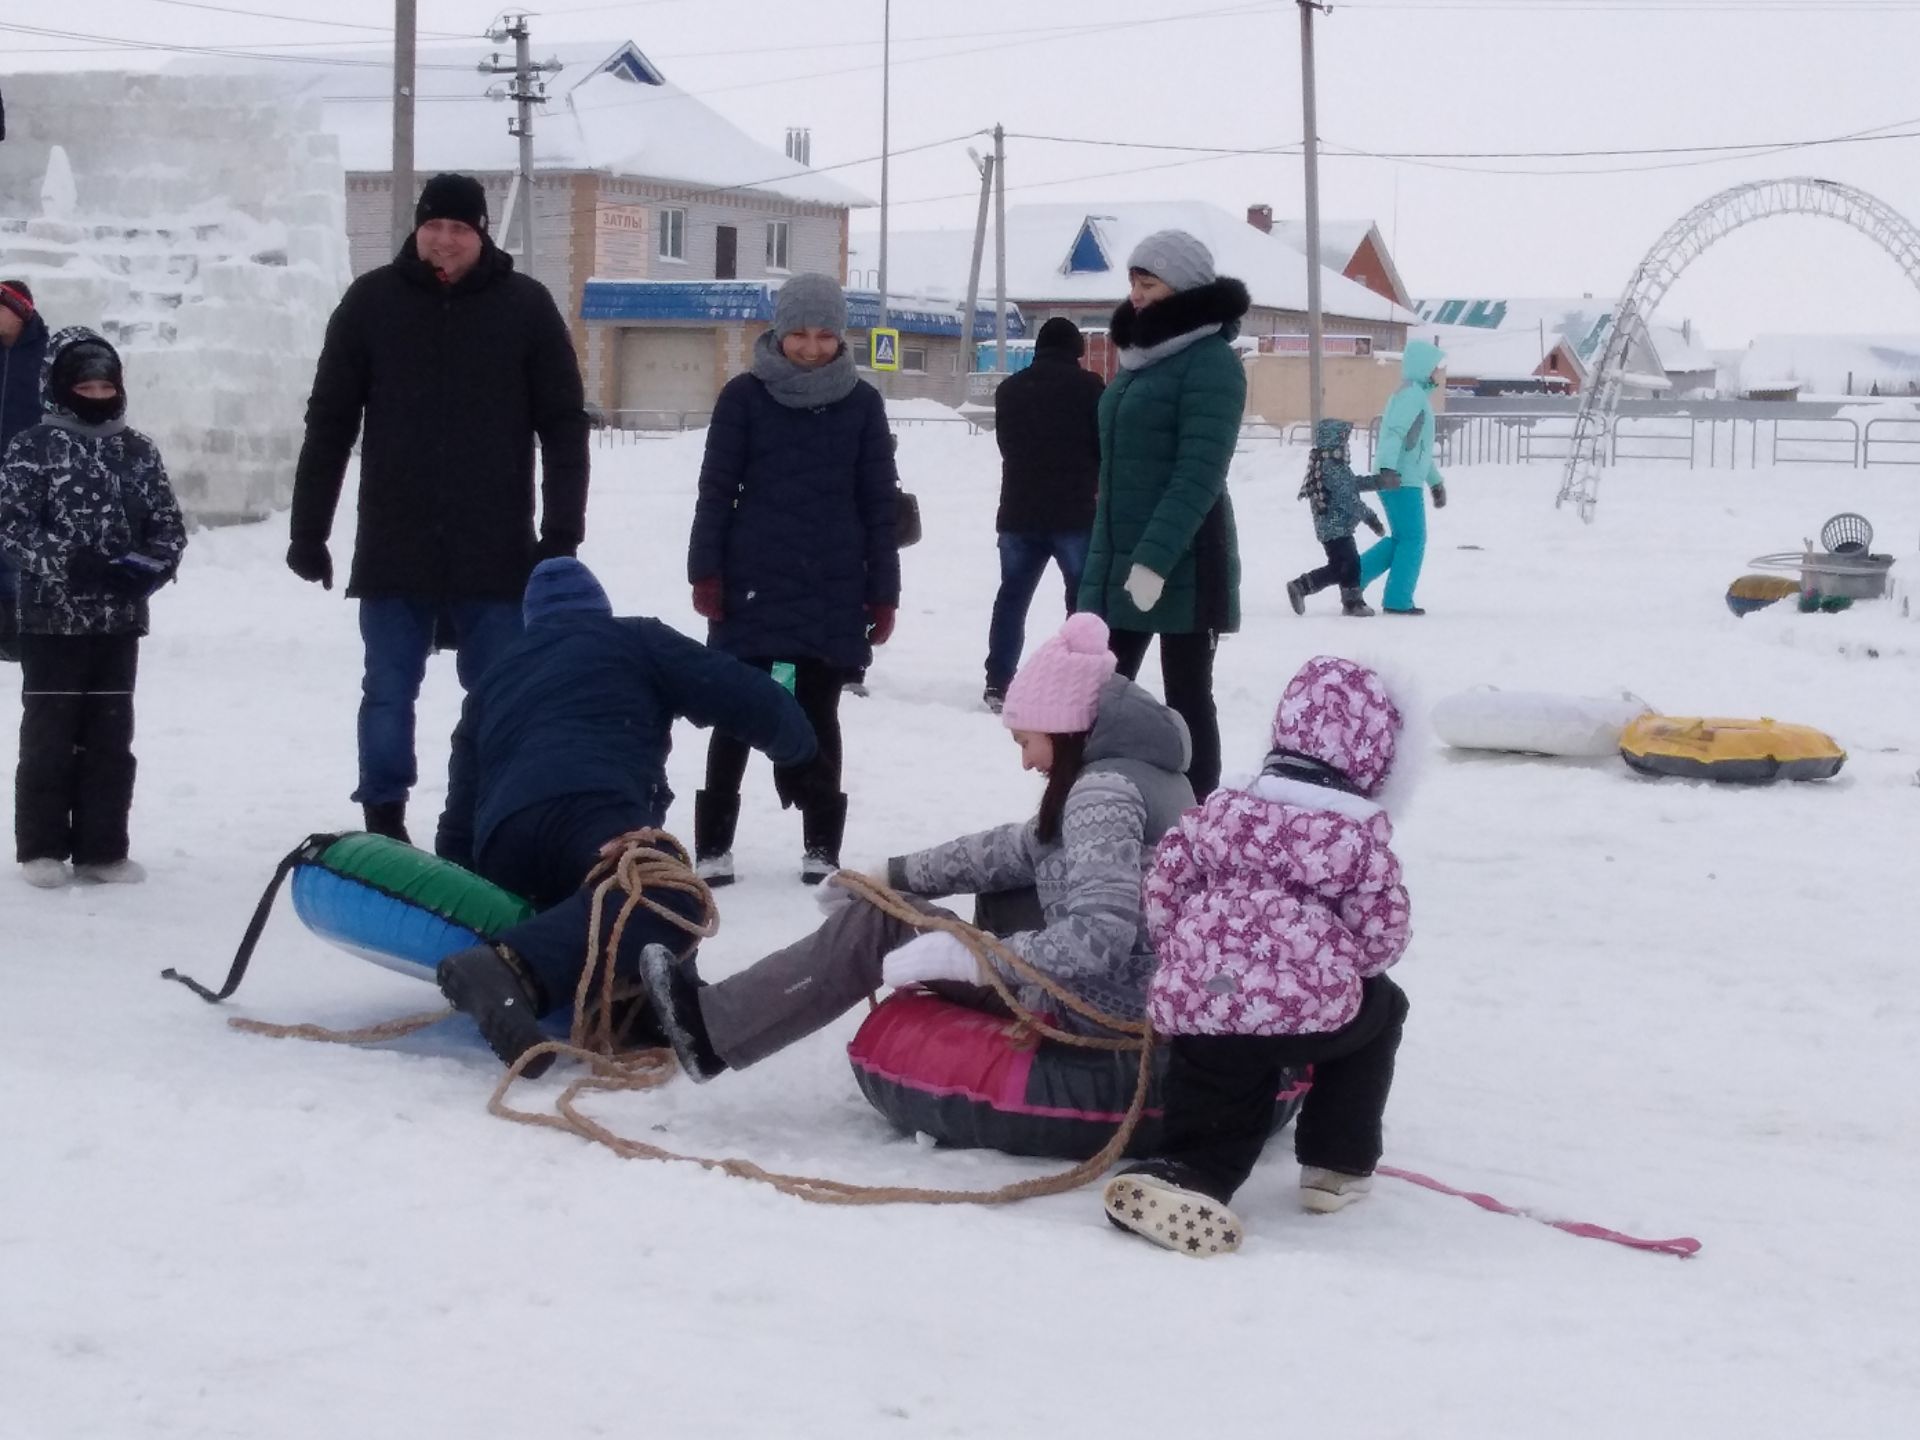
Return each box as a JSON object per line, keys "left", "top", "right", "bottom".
{"left": 1297, "top": 418, "right": 1388, "bottom": 544}
{"left": 0, "top": 327, "right": 187, "bottom": 637}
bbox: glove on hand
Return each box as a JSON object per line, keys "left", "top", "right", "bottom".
{"left": 534, "top": 534, "right": 579, "bottom": 562}
{"left": 286, "top": 538, "right": 333, "bottom": 589}
{"left": 773, "top": 755, "right": 835, "bottom": 813}
{"left": 882, "top": 929, "right": 985, "bottom": 989}
{"left": 66, "top": 549, "right": 116, "bottom": 593}
{"left": 1123, "top": 564, "right": 1165, "bottom": 614}
{"left": 1376, "top": 468, "right": 1403, "bottom": 490}
{"left": 867, "top": 604, "right": 896, "bottom": 646}
{"left": 107, "top": 552, "right": 172, "bottom": 597}
{"left": 1363, "top": 509, "right": 1386, "bottom": 537}
{"left": 1431, "top": 481, "right": 1448, "bottom": 509}
{"left": 814, "top": 865, "right": 889, "bottom": 916}
{"left": 691, "top": 575, "right": 724, "bottom": 621}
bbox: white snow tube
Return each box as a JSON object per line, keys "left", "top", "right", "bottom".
{"left": 1432, "top": 687, "right": 1654, "bottom": 758}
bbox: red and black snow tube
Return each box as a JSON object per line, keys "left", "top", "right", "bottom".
{"left": 848, "top": 990, "right": 1309, "bottom": 1161}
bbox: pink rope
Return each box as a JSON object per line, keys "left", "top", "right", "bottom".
{"left": 1377, "top": 1165, "right": 1702, "bottom": 1259}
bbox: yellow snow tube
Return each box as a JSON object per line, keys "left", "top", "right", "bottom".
{"left": 1619, "top": 715, "right": 1845, "bottom": 783}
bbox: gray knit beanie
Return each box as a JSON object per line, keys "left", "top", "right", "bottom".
{"left": 772, "top": 273, "right": 848, "bottom": 337}
{"left": 1126, "top": 230, "right": 1216, "bottom": 294}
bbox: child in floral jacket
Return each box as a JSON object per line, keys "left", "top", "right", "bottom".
{"left": 1286, "top": 418, "right": 1397, "bottom": 619}
{"left": 1103, "top": 654, "right": 1412, "bottom": 1255}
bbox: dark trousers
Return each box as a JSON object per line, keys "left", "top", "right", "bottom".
{"left": 1108, "top": 626, "right": 1220, "bottom": 798}
{"left": 480, "top": 793, "right": 701, "bottom": 1018}
{"left": 984, "top": 529, "right": 1091, "bottom": 690}
{"left": 1157, "top": 975, "right": 1410, "bottom": 1203}
{"left": 354, "top": 597, "right": 523, "bottom": 806}
{"left": 16, "top": 632, "right": 140, "bottom": 864}
{"left": 704, "top": 656, "right": 843, "bottom": 798}
{"left": 1299, "top": 535, "right": 1361, "bottom": 596}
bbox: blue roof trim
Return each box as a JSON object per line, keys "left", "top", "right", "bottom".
{"left": 580, "top": 280, "right": 1023, "bottom": 339}
{"left": 1066, "top": 220, "right": 1108, "bottom": 274}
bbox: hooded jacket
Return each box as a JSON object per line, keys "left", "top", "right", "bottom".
{"left": 0, "top": 327, "right": 187, "bottom": 637}
{"left": 291, "top": 234, "right": 591, "bottom": 602}
{"left": 1, "top": 306, "right": 50, "bottom": 453}
{"left": 1299, "top": 418, "right": 1389, "bottom": 544}
{"left": 1375, "top": 339, "right": 1445, "bottom": 491}
{"left": 1077, "top": 278, "right": 1248, "bottom": 634}
{"left": 888, "top": 674, "right": 1194, "bottom": 1033}
{"left": 991, "top": 328, "right": 1104, "bottom": 533}
{"left": 436, "top": 558, "right": 817, "bottom": 868}
{"left": 1145, "top": 656, "right": 1411, "bottom": 1037}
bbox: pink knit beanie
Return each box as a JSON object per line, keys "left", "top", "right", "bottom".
{"left": 1000, "top": 613, "right": 1117, "bottom": 735}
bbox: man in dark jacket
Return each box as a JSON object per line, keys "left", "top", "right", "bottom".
{"left": 288, "top": 173, "right": 591, "bottom": 843}
{"left": 981, "top": 316, "right": 1103, "bottom": 711}
{"left": 0, "top": 279, "right": 52, "bottom": 662}
{"left": 433, "top": 557, "right": 817, "bottom": 1075}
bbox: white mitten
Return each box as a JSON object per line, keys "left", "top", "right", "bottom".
{"left": 816, "top": 866, "right": 888, "bottom": 916}
{"left": 881, "top": 930, "right": 984, "bottom": 988}
{"left": 1124, "top": 564, "right": 1166, "bottom": 613}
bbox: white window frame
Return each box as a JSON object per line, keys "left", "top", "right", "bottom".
{"left": 657, "top": 207, "right": 687, "bottom": 263}
{"left": 765, "top": 221, "right": 791, "bottom": 273}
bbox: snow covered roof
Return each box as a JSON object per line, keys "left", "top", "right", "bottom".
{"left": 1738, "top": 334, "right": 1920, "bottom": 396}
{"left": 1648, "top": 323, "right": 1715, "bottom": 374}
{"left": 1414, "top": 297, "right": 1617, "bottom": 360}
{"left": 169, "top": 41, "right": 869, "bottom": 210}
{"left": 1266, "top": 218, "right": 1410, "bottom": 306}
{"left": 851, "top": 202, "right": 1416, "bottom": 326}
{"left": 1416, "top": 323, "right": 1584, "bottom": 382}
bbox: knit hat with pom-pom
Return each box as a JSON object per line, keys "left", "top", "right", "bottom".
{"left": 1000, "top": 612, "right": 1118, "bottom": 735}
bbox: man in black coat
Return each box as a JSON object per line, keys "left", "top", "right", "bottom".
{"left": 981, "top": 316, "right": 1103, "bottom": 711}
{"left": 288, "top": 173, "right": 590, "bottom": 843}
{"left": 0, "top": 279, "right": 51, "bottom": 662}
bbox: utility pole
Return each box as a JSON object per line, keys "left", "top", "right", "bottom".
{"left": 877, "top": 0, "right": 891, "bottom": 336}
{"left": 389, "top": 0, "right": 416, "bottom": 252}
{"left": 1299, "top": 0, "right": 1328, "bottom": 431}
{"left": 992, "top": 122, "right": 1007, "bottom": 372}
{"left": 962, "top": 146, "right": 995, "bottom": 376}
{"left": 482, "top": 14, "right": 561, "bottom": 285}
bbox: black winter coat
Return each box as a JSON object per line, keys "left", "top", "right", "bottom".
{"left": 1, "top": 311, "right": 50, "bottom": 453}
{"left": 687, "top": 372, "right": 900, "bottom": 671}
{"left": 992, "top": 348, "right": 1104, "bottom": 533}
{"left": 291, "top": 237, "right": 590, "bottom": 602}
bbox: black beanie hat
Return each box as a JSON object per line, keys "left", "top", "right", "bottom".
{"left": 414, "top": 173, "right": 489, "bottom": 233}
{"left": 0, "top": 280, "right": 33, "bottom": 322}
{"left": 1035, "top": 316, "right": 1085, "bottom": 357}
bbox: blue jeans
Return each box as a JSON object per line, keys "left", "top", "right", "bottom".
{"left": 983, "top": 530, "right": 1091, "bottom": 690}
{"left": 1357, "top": 487, "right": 1429, "bottom": 612}
{"left": 354, "top": 598, "right": 522, "bottom": 805}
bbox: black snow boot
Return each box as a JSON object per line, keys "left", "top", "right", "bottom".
{"left": 693, "top": 788, "right": 739, "bottom": 887}
{"left": 1101, "top": 1159, "right": 1245, "bottom": 1257}
{"left": 363, "top": 800, "right": 410, "bottom": 845}
{"left": 639, "top": 943, "right": 727, "bottom": 1082}
{"left": 437, "top": 942, "right": 552, "bottom": 1077}
{"left": 1286, "top": 578, "right": 1308, "bottom": 616}
{"left": 800, "top": 791, "right": 848, "bottom": 885}
{"left": 1339, "top": 586, "right": 1375, "bottom": 617}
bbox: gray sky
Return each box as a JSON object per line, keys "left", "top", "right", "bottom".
{"left": 8, "top": 0, "right": 1920, "bottom": 348}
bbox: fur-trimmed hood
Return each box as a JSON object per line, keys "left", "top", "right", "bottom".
{"left": 1108, "top": 276, "right": 1251, "bottom": 352}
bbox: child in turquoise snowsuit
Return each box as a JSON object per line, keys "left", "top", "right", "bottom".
{"left": 1286, "top": 417, "right": 1396, "bottom": 618}
{"left": 1358, "top": 339, "right": 1447, "bottom": 615}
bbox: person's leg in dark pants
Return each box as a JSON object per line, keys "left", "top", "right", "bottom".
{"left": 1291, "top": 975, "right": 1410, "bottom": 1180}
{"left": 789, "top": 658, "right": 847, "bottom": 873}
{"left": 1050, "top": 530, "right": 1091, "bottom": 613}
{"left": 449, "top": 600, "right": 524, "bottom": 694}
{"left": 1299, "top": 535, "right": 1360, "bottom": 597}
{"left": 983, "top": 532, "right": 1052, "bottom": 695}
{"left": 696, "top": 658, "right": 774, "bottom": 872}
{"left": 353, "top": 598, "right": 435, "bottom": 809}
{"left": 1154, "top": 1035, "right": 1292, "bottom": 1203}
{"left": 1107, "top": 626, "right": 1152, "bottom": 681}
{"left": 1157, "top": 630, "right": 1221, "bottom": 798}
{"left": 15, "top": 633, "right": 87, "bottom": 865}
{"left": 69, "top": 634, "right": 139, "bottom": 867}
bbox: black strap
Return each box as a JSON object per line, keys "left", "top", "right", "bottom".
{"left": 1261, "top": 748, "right": 1363, "bottom": 796}
{"left": 160, "top": 833, "right": 339, "bottom": 1003}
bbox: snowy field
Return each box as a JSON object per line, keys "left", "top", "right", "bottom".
{"left": 6, "top": 427, "right": 1918, "bottom": 1438}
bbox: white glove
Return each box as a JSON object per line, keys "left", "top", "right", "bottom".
{"left": 816, "top": 866, "right": 887, "bottom": 916}
{"left": 881, "top": 930, "right": 984, "bottom": 988}
{"left": 1124, "top": 564, "right": 1166, "bottom": 613}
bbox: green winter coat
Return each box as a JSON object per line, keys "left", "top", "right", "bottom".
{"left": 1376, "top": 338, "right": 1445, "bottom": 490}
{"left": 1078, "top": 278, "right": 1249, "bottom": 635}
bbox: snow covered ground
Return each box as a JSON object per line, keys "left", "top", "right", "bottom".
{"left": 6, "top": 430, "right": 1918, "bottom": 1438}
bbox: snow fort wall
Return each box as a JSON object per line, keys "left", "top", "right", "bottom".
{"left": 0, "top": 72, "right": 350, "bottom": 524}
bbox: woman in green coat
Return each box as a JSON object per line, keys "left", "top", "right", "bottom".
{"left": 1077, "top": 229, "right": 1247, "bottom": 797}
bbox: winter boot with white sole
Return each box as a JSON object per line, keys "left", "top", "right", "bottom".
{"left": 1102, "top": 1162, "right": 1244, "bottom": 1257}
{"left": 1299, "top": 1166, "right": 1373, "bottom": 1213}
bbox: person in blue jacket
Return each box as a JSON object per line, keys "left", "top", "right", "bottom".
{"left": 0, "top": 280, "right": 52, "bottom": 662}
{"left": 1356, "top": 339, "right": 1448, "bottom": 616}
{"left": 432, "top": 557, "right": 817, "bottom": 1075}
{"left": 685, "top": 273, "right": 900, "bottom": 887}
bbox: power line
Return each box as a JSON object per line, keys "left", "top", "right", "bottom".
{"left": 141, "top": 0, "right": 470, "bottom": 37}
{"left": 0, "top": 20, "right": 474, "bottom": 68}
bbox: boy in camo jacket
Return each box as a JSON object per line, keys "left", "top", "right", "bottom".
{"left": 0, "top": 327, "right": 186, "bottom": 888}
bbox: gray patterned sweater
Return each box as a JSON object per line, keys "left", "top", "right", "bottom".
{"left": 889, "top": 675, "right": 1193, "bottom": 1033}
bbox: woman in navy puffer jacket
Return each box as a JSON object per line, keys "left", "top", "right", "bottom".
{"left": 686, "top": 274, "right": 900, "bottom": 887}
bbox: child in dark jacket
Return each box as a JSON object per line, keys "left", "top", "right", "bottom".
{"left": 1104, "top": 655, "right": 1413, "bottom": 1256}
{"left": 1286, "top": 418, "right": 1397, "bottom": 619}
{"left": 0, "top": 327, "right": 186, "bottom": 888}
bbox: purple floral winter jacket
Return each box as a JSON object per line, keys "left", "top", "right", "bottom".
{"left": 1145, "top": 653, "right": 1412, "bottom": 1037}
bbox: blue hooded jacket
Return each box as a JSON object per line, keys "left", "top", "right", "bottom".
{"left": 1375, "top": 339, "right": 1445, "bottom": 491}
{"left": 436, "top": 558, "right": 817, "bottom": 866}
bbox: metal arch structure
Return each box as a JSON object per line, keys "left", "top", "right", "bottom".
{"left": 1556, "top": 178, "right": 1920, "bottom": 521}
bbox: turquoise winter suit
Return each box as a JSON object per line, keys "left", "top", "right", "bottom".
{"left": 1358, "top": 339, "right": 1445, "bottom": 612}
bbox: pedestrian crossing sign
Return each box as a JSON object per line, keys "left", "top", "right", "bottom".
{"left": 871, "top": 327, "right": 901, "bottom": 372}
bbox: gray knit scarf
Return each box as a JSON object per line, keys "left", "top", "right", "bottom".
{"left": 750, "top": 329, "right": 859, "bottom": 409}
